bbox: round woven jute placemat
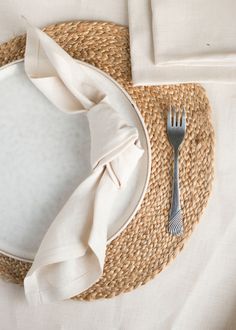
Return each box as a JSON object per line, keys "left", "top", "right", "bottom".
{"left": 0, "top": 21, "right": 214, "bottom": 300}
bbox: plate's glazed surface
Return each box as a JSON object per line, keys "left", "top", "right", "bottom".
{"left": 0, "top": 60, "right": 151, "bottom": 261}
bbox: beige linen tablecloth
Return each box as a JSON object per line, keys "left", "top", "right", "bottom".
{"left": 0, "top": 1, "right": 236, "bottom": 329}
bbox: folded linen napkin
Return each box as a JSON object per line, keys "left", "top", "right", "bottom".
{"left": 128, "top": 0, "right": 236, "bottom": 85}
{"left": 23, "top": 22, "right": 144, "bottom": 305}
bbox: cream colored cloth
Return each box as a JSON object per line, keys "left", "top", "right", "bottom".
{"left": 129, "top": 0, "right": 236, "bottom": 85}
{"left": 1, "top": 2, "right": 236, "bottom": 329}
{"left": 23, "top": 23, "right": 143, "bottom": 305}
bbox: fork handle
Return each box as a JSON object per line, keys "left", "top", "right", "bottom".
{"left": 169, "top": 150, "right": 183, "bottom": 236}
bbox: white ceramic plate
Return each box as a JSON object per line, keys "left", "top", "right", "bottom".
{"left": 0, "top": 60, "right": 151, "bottom": 262}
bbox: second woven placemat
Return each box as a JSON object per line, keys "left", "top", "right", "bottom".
{"left": 0, "top": 21, "right": 214, "bottom": 300}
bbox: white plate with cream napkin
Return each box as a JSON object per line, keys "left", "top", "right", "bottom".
{"left": 129, "top": 0, "right": 236, "bottom": 85}
{"left": 0, "top": 22, "right": 150, "bottom": 304}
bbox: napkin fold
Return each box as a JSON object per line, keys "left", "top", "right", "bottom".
{"left": 151, "top": 0, "right": 236, "bottom": 65}
{"left": 23, "top": 22, "right": 143, "bottom": 305}
{"left": 128, "top": 0, "right": 236, "bottom": 85}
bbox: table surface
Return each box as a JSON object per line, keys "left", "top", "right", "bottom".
{"left": 1, "top": 1, "right": 236, "bottom": 329}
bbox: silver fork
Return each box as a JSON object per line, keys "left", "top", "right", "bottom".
{"left": 167, "top": 106, "right": 186, "bottom": 236}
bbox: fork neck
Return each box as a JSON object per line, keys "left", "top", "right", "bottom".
{"left": 174, "top": 148, "right": 179, "bottom": 159}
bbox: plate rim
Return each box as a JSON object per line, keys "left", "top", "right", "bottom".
{"left": 0, "top": 59, "right": 151, "bottom": 262}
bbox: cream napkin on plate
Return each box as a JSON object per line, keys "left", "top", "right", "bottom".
{"left": 128, "top": 0, "right": 236, "bottom": 85}
{"left": 23, "top": 22, "right": 144, "bottom": 305}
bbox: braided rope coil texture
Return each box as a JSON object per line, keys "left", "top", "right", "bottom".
{"left": 0, "top": 21, "right": 214, "bottom": 301}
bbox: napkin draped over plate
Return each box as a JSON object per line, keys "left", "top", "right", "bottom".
{"left": 128, "top": 0, "right": 236, "bottom": 85}
{"left": 23, "top": 22, "right": 143, "bottom": 305}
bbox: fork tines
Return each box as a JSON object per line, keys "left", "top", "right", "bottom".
{"left": 168, "top": 106, "right": 186, "bottom": 128}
